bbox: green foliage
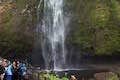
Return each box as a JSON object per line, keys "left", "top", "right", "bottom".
{"left": 38, "top": 72, "right": 69, "bottom": 80}
{"left": 108, "top": 73, "right": 119, "bottom": 80}
{"left": 91, "top": 3, "right": 110, "bottom": 28}
{"left": 0, "top": 1, "right": 37, "bottom": 57}
{"left": 111, "top": 0, "right": 120, "bottom": 21}
{"left": 71, "top": 24, "right": 93, "bottom": 50}
{"left": 0, "top": 0, "right": 120, "bottom": 56}
{"left": 69, "top": 0, "right": 120, "bottom": 55}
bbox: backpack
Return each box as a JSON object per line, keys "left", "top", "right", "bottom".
{"left": 0, "top": 65, "right": 5, "bottom": 75}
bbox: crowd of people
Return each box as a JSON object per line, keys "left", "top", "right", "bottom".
{"left": 0, "top": 59, "right": 27, "bottom": 80}
{"left": 0, "top": 59, "right": 78, "bottom": 80}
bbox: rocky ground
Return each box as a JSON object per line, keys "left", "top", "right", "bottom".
{"left": 28, "top": 64, "right": 120, "bottom": 80}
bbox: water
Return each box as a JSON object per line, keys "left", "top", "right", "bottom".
{"left": 37, "top": 0, "right": 66, "bottom": 70}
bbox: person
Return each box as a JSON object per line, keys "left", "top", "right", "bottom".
{"left": 12, "top": 60, "right": 23, "bottom": 80}
{"left": 12, "top": 60, "right": 20, "bottom": 80}
{"left": 19, "top": 63, "right": 27, "bottom": 80}
{"left": 0, "top": 59, "right": 6, "bottom": 80}
{"left": 70, "top": 75, "right": 77, "bottom": 80}
{"left": 4, "top": 60, "right": 13, "bottom": 80}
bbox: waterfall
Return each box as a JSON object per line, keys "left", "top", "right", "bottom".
{"left": 37, "top": 0, "right": 66, "bottom": 70}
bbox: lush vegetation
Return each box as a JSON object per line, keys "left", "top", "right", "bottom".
{"left": 68, "top": 0, "right": 120, "bottom": 55}
{"left": 0, "top": 0, "right": 120, "bottom": 58}
{"left": 0, "top": 0, "right": 38, "bottom": 58}
{"left": 33, "top": 72, "right": 69, "bottom": 80}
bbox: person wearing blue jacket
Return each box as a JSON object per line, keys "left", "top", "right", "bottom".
{"left": 19, "top": 63, "right": 27, "bottom": 76}
{"left": 12, "top": 60, "right": 27, "bottom": 80}
{"left": 19, "top": 62, "right": 27, "bottom": 80}
{"left": 4, "top": 61, "right": 13, "bottom": 80}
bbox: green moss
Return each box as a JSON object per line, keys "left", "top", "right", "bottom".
{"left": 111, "top": 0, "right": 120, "bottom": 21}
{"left": 91, "top": 3, "right": 110, "bottom": 28}
{"left": 69, "top": 0, "right": 120, "bottom": 55}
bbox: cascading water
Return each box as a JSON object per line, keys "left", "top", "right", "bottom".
{"left": 38, "top": 0, "right": 66, "bottom": 70}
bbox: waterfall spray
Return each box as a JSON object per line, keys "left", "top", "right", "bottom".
{"left": 37, "top": 0, "right": 66, "bottom": 70}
